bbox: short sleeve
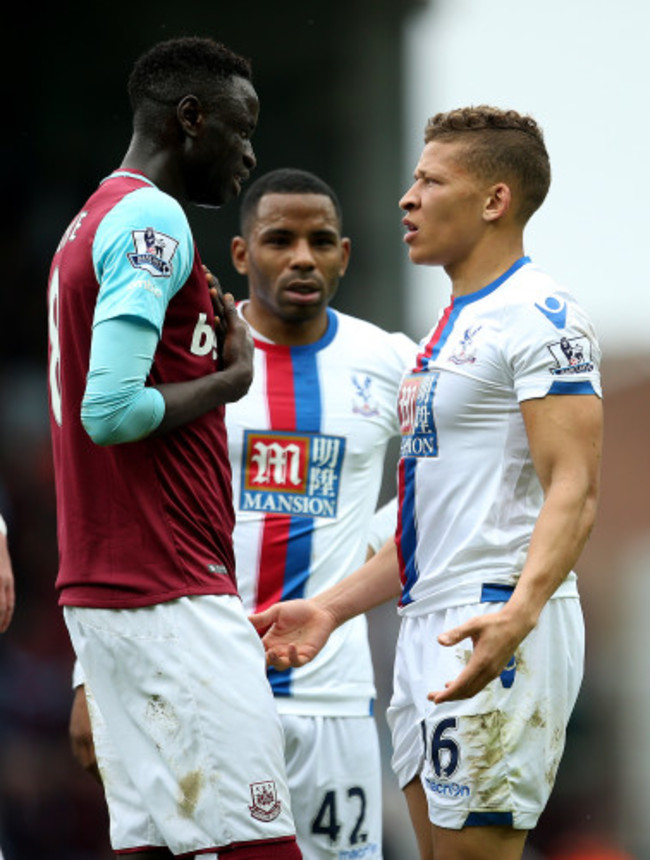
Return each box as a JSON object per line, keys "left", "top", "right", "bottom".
{"left": 506, "top": 291, "right": 602, "bottom": 402}
{"left": 92, "top": 186, "right": 194, "bottom": 336}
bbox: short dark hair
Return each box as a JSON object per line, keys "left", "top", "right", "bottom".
{"left": 128, "top": 36, "right": 252, "bottom": 113}
{"left": 424, "top": 106, "right": 551, "bottom": 223}
{"left": 239, "top": 168, "right": 343, "bottom": 236}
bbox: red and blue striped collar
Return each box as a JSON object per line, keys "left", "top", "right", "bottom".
{"left": 416, "top": 256, "right": 531, "bottom": 370}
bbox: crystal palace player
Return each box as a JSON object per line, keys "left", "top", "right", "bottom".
{"left": 226, "top": 168, "right": 417, "bottom": 859}
{"left": 250, "top": 107, "right": 603, "bottom": 860}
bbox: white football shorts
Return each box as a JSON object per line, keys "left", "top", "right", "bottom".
{"left": 280, "top": 714, "right": 382, "bottom": 860}
{"left": 386, "top": 591, "right": 584, "bottom": 831}
{"left": 64, "top": 595, "right": 297, "bottom": 856}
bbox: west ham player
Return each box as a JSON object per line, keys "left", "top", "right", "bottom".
{"left": 69, "top": 168, "right": 418, "bottom": 859}
{"left": 47, "top": 38, "right": 300, "bottom": 859}
{"left": 227, "top": 168, "right": 417, "bottom": 859}
{"left": 250, "top": 108, "right": 603, "bottom": 860}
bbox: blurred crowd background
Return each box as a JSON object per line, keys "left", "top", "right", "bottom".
{"left": 1, "top": 2, "right": 648, "bottom": 858}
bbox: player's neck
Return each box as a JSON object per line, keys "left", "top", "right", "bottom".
{"left": 120, "top": 139, "right": 184, "bottom": 202}
{"left": 446, "top": 233, "right": 525, "bottom": 298}
{"left": 241, "top": 301, "right": 329, "bottom": 346}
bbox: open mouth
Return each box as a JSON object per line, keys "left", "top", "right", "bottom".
{"left": 402, "top": 219, "right": 418, "bottom": 241}
{"left": 284, "top": 281, "right": 321, "bottom": 304}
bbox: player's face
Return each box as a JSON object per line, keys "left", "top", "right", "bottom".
{"left": 186, "top": 76, "right": 259, "bottom": 207}
{"left": 399, "top": 141, "right": 490, "bottom": 271}
{"left": 232, "top": 193, "right": 350, "bottom": 336}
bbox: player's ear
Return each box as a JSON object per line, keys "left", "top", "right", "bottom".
{"left": 177, "top": 95, "right": 203, "bottom": 137}
{"left": 339, "top": 237, "right": 352, "bottom": 277}
{"left": 339, "top": 236, "right": 352, "bottom": 278}
{"left": 483, "top": 182, "right": 511, "bottom": 222}
{"left": 231, "top": 236, "right": 249, "bottom": 274}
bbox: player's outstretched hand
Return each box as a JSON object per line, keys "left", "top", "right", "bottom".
{"left": 428, "top": 608, "right": 532, "bottom": 704}
{"left": 250, "top": 600, "right": 337, "bottom": 670}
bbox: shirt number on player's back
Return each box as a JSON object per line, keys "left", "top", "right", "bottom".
{"left": 48, "top": 267, "right": 62, "bottom": 426}
{"left": 311, "top": 786, "right": 367, "bottom": 845}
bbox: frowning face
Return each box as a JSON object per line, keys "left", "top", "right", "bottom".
{"left": 231, "top": 192, "right": 350, "bottom": 342}
{"left": 400, "top": 140, "right": 491, "bottom": 271}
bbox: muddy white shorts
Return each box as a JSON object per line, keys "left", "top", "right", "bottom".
{"left": 64, "top": 595, "right": 297, "bottom": 856}
{"left": 386, "top": 590, "right": 584, "bottom": 831}
{"left": 280, "top": 714, "right": 382, "bottom": 860}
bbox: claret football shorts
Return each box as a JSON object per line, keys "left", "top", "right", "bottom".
{"left": 387, "top": 593, "right": 584, "bottom": 831}
{"left": 65, "top": 595, "right": 297, "bottom": 856}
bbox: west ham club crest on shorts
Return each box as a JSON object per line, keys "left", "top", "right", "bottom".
{"left": 249, "top": 780, "right": 282, "bottom": 821}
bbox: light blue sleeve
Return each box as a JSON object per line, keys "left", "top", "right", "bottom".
{"left": 92, "top": 186, "right": 194, "bottom": 336}
{"left": 81, "top": 316, "right": 166, "bottom": 446}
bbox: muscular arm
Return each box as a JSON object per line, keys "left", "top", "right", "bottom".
{"left": 506, "top": 393, "right": 602, "bottom": 624}
{"left": 431, "top": 393, "right": 603, "bottom": 703}
{"left": 318, "top": 537, "right": 402, "bottom": 623}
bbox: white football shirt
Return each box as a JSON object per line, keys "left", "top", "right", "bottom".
{"left": 396, "top": 257, "right": 602, "bottom": 614}
{"left": 227, "top": 305, "right": 417, "bottom": 715}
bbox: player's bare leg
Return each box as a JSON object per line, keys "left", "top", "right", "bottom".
{"left": 431, "top": 822, "right": 528, "bottom": 860}
{"left": 403, "top": 776, "right": 434, "bottom": 860}
{"left": 403, "top": 775, "right": 528, "bottom": 860}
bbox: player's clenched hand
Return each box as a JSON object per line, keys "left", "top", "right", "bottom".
{"left": 0, "top": 534, "right": 15, "bottom": 633}
{"left": 249, "top": 600, "right": 336, "bottom": 670}
{"left": 428, "top": 608, "right": 532, "bottom": 704}
{"left": 202, "top": 263, "right": 253, "bottom": 400}
{"left": 69, "top": 685, "right": 102, "bottom": 784}
{"left": 203, "top": 265, "right": 228, "bottom": 343}
{"left": 219, "top": 293, "right": 253, "bottom": 369}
